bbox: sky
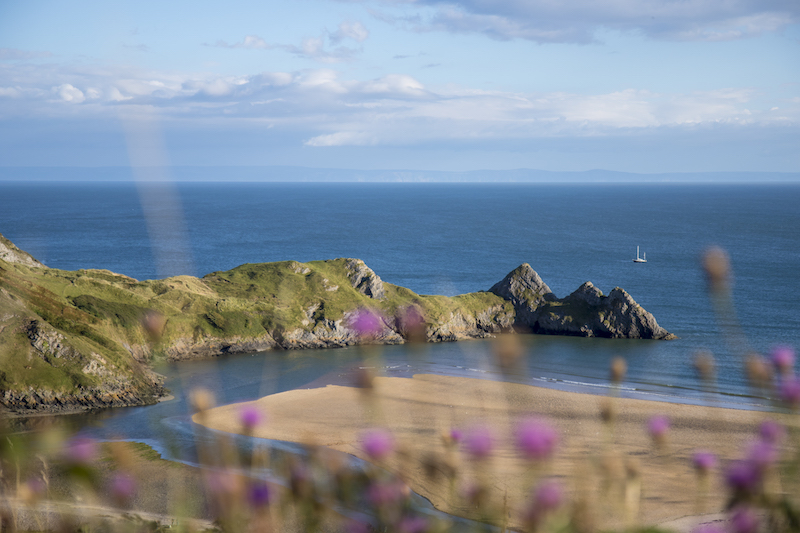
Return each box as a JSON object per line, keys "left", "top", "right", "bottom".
{"left": 0, "top": 0, "right": 798, "bottom": 174}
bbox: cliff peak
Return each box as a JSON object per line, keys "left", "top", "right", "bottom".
{"left": 0, "top": 232, "right": 45, "bottom": 268}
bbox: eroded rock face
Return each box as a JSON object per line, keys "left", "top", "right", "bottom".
{"left": 345, "top": 259, "right": 386, "bottom": 299}
{"left": 0, "top": 233, "right": 44, "bottom": 268}
{"left": 166, "top": 335, "right": 278, "bottom": 361}
{"left": 489, "top": 265, "right": 675, "bottom": 340}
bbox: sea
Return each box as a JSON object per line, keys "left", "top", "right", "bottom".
{"left": 1, "top": 180, "right": 799, "bottom": 493}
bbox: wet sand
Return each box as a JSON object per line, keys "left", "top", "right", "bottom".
{"left": 194, "top": 374, "right": 781, "bottom": 530}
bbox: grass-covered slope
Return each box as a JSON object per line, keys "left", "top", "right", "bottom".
{"left": 0, "top": 232, "right": 672, "bottom": 414}
{"left": 0, "top": 237, "right": 514, "bottom": 412}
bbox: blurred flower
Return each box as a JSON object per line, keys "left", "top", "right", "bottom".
{"left": 367, "top": 480, "right": 407, "bottom": 507}
{"left": 449, "top": 428, "right": 462, "bottom": 443}
{"left": 189, "top": 388, "right": 215, "bottom": 412}
{"left": 361, "top": 428, "right": 394, "bottom": 460}
{"left": 248, "top": 481, "right": 272, "bottom": 508}
{"left": 692, "top": 451, "right": 717, "bottom": 474}
{"left": 397, "top": 305, "right": 427, "bottom": 343}
{"left": 725, "top": 460, "right": 761, "bottom": 494}
{"left": 18, "top": 477, "right": 45, "bottom": 504}
{"left": 745, "top": 440, "right": 776, "bottom": 470}
{"left": 702, "top": 247, "right": 731, "bottom": 291}
{"left": 533, "top": 479, "right": 563, "bottom": 511}
{"left": 206, "top": 470, "right": 243, "bottom": 498}
{"left": 240, "top": 405, "right": 263, "bottom": 431}
{"left": 758, "top": 420, "right": 785, "bottom": 444}
{"left": 350, "top": 308, "right": 384, "bottom": 338}
{"left": 599, "top": 397, "right": 616, "bottom": 423}
{"left": 610, "top": 357, "right": 627, "bottom": 383}
{"left": 745, "top": 354, "right": 773, "bottom": 388}
{"left": 493, "top": 334, "right": 523, "bottom": 371}
{"left": 354, "top": 366, "right": 375, "bottom": 390}
{"left": 141, "top": 309, "right": 166, "bottom": 342}
{"left": 515, "top": 417, "right": 559, "bottom": 461}
{"left": 730, "top": 506, "right": 759, "bottom": 533}
{"left": 462, "top": 425, "right": 494, "bottom": 460}
{"left": 770, "top": 345, "right": 795, "bottom": 375}
{"left": 110, "top": 472, "right": 136, "bottom": 504}
{"left": 398, "top": 516, "right": 428, "bottom": 533}
{"left": 647, "top": 415, "right": 670, "bottom": 442}
{"left": 693, "top": 351, "right": 716, "bottom": 382}
{"left": 778, "top": 375, "right": 800, "bottom": 407}
{"left": 65, "top": 437, "right": 98, "bottom": 464}
{"left": 522, "top": 479, "right": 564, "bottom": 526}
{"left": 289, "top": 462, "right": 311, "bottom": 499}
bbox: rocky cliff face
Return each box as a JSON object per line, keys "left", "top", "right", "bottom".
{"left": 490, "top": 270, "right": 675, "bottom": 340}
{"left": 3, "top": 319, "right": 167, "bottom": 415}
{"left": 0, "top": 233, "right": 44, "bottom": 268}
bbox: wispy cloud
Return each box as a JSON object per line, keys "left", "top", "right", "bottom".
{"left": 0, "top": 48, "right": 53, "bottom": 60}
{"left": 209, "top": 20, "right": 370, "bottom": 63}
{"left": 2, "top": 61, "right": 794, "bottom": 148}
{"left": 364, "top": 0, "right": 799, "bottom": 43}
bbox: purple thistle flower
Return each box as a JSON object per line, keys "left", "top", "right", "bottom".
{"left": 730, "top": 506, "right": 759, "bottom": 533}
{"left": 770, "top": 345, "right": 795, "bottom": 374}
{"left": 248, "top": 481, "right": 272, "bottom": 507}
{"left": 534, "top": 480, "right": 563, "bottom": 511}
{"left": 240, "top": 405, "right": 263, "bottom": 430}
{"left": 367, "top": 480, "right": 405, "bottom": 507}
{"left": 110, "top": 473, "right": 136, "bottom": 502}
{"left": 463, "top": 425, "right": 494, "bottom": 459}
{"left": 361, "top": 428, "right": 394, "bottom": 460}
{"left": 449, "top": 428, "right": 462, "bottom": 443}
{"left": 725, "top": 460, "right": 762, "bottom": 494}
{"left": 745, "top": 439, "right": 776, "bottom": 470}
{"left": 350, "top": 308, "right": 384, "bottom": 338}
{"left": 647, "top": 415, "right": 670, "bottom": 441}
{"left": 779, "top": 375, "right": 800, "bottom": 407}
{"left": 523, "top": 480, "right": 563, "bottom": 524}
{"left": 692, "top": 451, "right": 717, "bottom": 473}
{"left": 515, "top": 417, "right": 559, "bottom": 461}
{"left": 65, "top": 437, "right": 98, "bottom": 464}
{"left": 758, "top": 420, "right": 785, "bottom": 443}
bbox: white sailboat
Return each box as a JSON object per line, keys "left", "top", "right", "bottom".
{"left": 633, "top": 246, "right": 647, "bottom": 263}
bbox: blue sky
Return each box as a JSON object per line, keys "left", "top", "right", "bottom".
{"left": 0, "top": 0, "right": 798, "bottom": 173}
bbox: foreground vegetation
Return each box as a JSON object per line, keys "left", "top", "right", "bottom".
{"left": 0, "top": 247, "right": 797, "bottom": 532}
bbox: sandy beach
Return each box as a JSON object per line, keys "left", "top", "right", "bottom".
{"left": 194, "top": 374, "right": 783, "bottom": 530}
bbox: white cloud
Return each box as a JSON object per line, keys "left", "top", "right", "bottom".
{"left": 305, "top": 131, "right": 376, "bottom": 146}
{"left": 212, "top": 35, "right": 271, "bottom": 49}
{"left": 330, "top": 21, "right": 370, "bottom": 43}
{"left": 3, "top": 62, "right": 796, "bottom": 149}
{"left": 366, "top": 0, "right": 800, "bottom": 43}
{"left": 211, "top": 20, "right": 368, "bottom": 63}
{"left": 55, "top": 84, "right": 85, "bottom": 103}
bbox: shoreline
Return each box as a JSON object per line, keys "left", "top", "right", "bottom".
{"left": 194, "top": 373, "right": 780, "bottom": 530}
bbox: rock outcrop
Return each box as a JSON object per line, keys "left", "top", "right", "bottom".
{"left": 490, "top": 269, "right": 675, "bottom": 340}
{"left": 0, "top": 233, "right": 44, "bottom": 268}
{"left": 345, "top": 259, "right": 386, "bottom": 299}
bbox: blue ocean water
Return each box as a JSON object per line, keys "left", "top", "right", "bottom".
{"left": 1, "top": 180, "right": 799, "bottom": 414}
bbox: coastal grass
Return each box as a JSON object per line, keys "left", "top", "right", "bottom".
{"left": 0, "top": 255, "right": 515, "bottom": 400}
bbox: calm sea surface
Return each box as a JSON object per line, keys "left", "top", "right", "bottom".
{"left": 1, "top": 180, "right": 799, "bottom": 457}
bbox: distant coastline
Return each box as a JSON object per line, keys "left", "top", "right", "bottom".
{"left": 1, "top": 166, "right": 798, "bottom": 183}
